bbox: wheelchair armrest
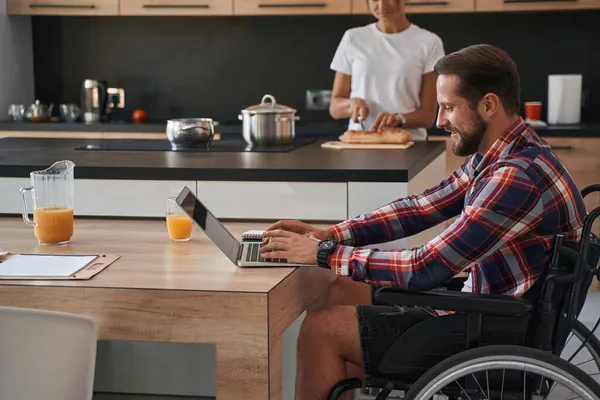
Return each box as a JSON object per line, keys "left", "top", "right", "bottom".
{"left": 373, "top": 287, "right": 533, "bottom": 317}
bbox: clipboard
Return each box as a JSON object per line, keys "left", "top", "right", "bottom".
{"left": 0, "top": 252, "right": 120, "bottom": 280}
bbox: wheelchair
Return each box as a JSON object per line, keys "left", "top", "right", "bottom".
{"left": 328, "top": 184, "right": 600, "bottom": 400}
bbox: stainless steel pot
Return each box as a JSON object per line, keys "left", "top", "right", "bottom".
{"left": 239, "top": 94, "right": 298, "bottom": 146}
{"left": 166, "top": 118, "right": 216, "bottom": 150}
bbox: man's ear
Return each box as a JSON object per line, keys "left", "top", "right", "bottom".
{"left": 482, "top": 93, "right": 501, "bottom": 116}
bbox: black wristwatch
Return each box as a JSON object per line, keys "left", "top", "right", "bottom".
{"left": 317, "top": 238, "right": 337, "bottom": 269}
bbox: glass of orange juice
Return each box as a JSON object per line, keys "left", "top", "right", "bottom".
{"left": 166, "top": 197, "right": 193, "bottom": 242}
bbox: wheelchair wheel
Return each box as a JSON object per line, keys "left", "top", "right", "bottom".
{"left": 564, "top": 320, "right": 600, "bottom": 378}
{"left": 404, "top": 345, "right": 600, "bottom": 400}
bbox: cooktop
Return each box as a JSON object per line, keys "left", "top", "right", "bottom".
{"left": 74, "top": 138, "right": 315, "bottom": 153}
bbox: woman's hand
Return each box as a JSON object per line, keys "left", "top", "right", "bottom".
{"left": 349, "top": 98, "right": 370, "bottom": 123}
{"left": 372, "top": 112, "right": 402, "bottom": 131}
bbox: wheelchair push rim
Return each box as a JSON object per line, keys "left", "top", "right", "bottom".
{"left": 404, "top": 345, "right": 600, "bottom": 400}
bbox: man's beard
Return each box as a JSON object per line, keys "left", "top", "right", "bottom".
{"left": 451, "top": 113, "right": 487, "bottom": 157}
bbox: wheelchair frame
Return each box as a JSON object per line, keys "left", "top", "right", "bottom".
{"left": 328, "top": 184, "right": 600, "bottom": 400}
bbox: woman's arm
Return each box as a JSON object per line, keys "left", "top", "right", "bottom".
{"left": 329, "top": 72, "right": 352, "bottom": 119}
{"left": 372, "top": 71, "right": 439, "bottom": 131}
{"left": 329, "top": 72, "right": 369, "bottom": 122}
{"left": 403, "top": 71, "right": 439, "bottom": 128}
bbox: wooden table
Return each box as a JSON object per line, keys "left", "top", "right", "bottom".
{"left": 0, "top": 216, "right": 335, "bottom": 399}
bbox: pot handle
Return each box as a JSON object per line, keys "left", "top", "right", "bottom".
{"left": 275, "top": 115, "right": 301, "bottom": 122}
{"left": 181, "top": 124, "right": 209, "bottom": 132}
{"left": 261, "top": 94, "right": 276, "bottom": 106}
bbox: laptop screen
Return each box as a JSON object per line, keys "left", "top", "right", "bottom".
{"left": 175, "top": 186, "right": 241, "bottom": 265}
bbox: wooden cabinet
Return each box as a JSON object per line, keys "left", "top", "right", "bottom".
{"left": 543, "top": 137, "right": 600, "bottom": 236}
{"left": 430, "top": 135, "right": 600, "bottom": 235}
{"left": 235, "top": 0, "right": 351, "bottom": 15}
{"left": 120, "top": 0, "right": 233, "bottom": 15}
{"left": 7, "top": 0, "right": 119, "bottom": 15}
{"left": 476, "top": 0, "right": 600, "bottom": 12}
{"left": 353, "top": 0, "right": 474, "bottom": 15}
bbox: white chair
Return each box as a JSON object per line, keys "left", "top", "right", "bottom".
{"left": 0, "top": 306, "right": 97, "bottom": 400}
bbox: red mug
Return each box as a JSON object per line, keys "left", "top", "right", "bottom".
{"left": 525, "top": 102, "right": 543, "bottom": 121}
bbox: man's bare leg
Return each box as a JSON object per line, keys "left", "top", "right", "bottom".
{"left": 319, "top": 276, "right": 372, "bottom": 385}
{"left": 296, "top": 305, "right": 364, "bottom": 400}
{"left": 324, "top": 276, "right": 373, "bottom": 307}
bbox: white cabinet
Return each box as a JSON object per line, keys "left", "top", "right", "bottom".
{"left": 0, "top": 178, "right": 30, "bottom": 214}
{"left": 196, "top": 181, "right": 347, "bottom": 221}
{"left": 346, "top": 152, "right": 446, "bottom": 250}
{"left": 74, "top": 179, "right": 196, "bottom": 217}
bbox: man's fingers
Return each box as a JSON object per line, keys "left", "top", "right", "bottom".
{"left": 265, "top": 219, "right": 298, "bottom": 232}
{"left": 262, "top": 229, "right": 294, "bottom": 239}
{"left": 261, "top": 251, "right": 287, "bottom": 259}
{"left": 260, "top": 238, "right": 291, "bottom": 253}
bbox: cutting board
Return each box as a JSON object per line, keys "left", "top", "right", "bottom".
{"left": 321, "top": 141, "right": 415, "bottom": 150}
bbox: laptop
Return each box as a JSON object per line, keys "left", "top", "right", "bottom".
{"left": 175, "top": 186, "right": 318, "bottom": 268}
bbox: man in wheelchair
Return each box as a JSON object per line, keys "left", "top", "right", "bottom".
{"left": 261, "top": 44, "right": 600, "bottom": 399}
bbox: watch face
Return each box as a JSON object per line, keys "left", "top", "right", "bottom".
{"left": 318, "top": 239, "right": 336, "bottom": 251}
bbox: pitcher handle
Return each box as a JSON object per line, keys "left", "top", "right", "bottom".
{"left": 20, "top": 187, "right": 36, "bottom": 227}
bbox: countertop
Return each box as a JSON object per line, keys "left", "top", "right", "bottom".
{"left": 0, "top": 137, "right": 445, "bottom": 183}
{"left": 1, "top": 120, "right": 599, "bottom": 138}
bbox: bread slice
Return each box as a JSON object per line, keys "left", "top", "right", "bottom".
{"left": 339, "top": 128, "right": 413, "bottom": 144}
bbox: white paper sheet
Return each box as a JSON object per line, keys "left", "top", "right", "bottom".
{"left": 0, "top": 254, "right": 97, "bottom": 277}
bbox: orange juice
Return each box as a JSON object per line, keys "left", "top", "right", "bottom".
{"left": 33, "top": 207, "right": 74, "bottom": 244}
{"left": 167, "top": 214, "right": 193, "bottom": 241}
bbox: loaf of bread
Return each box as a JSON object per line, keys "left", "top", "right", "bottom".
{"left": 339, "top": 128, "right": 413, "bottom": 144}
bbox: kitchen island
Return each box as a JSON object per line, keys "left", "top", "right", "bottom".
{"left": 0, "top": 136, "right": 446, "bottom": 249}
{"left": 0, "top": 216, "right": 335, "bottom": 400}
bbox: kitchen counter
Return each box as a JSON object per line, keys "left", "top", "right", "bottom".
{"left": 0, "top": 137, "right": 447, "bottom": 229}
{"left": 0, "top": 120, "right": 348, "bottom": 136}
{"left": 1, "top": 120, "right": 599, "bottom": 137}
{"left": 0, "top": 137, "right": 444, "bottom": 182}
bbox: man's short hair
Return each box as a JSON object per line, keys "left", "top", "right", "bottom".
{"left": 434, "top": 44, "right": 521, "bottom": 115}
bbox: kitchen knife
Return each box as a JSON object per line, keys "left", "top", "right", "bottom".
{"left": 358, "top": 117, "right": 365, "bottom": 131}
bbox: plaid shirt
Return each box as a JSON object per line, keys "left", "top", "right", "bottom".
{"left": 328, "top": 117, "right": 586, "bottom": 297}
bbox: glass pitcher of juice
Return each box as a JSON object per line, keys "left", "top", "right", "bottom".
{"left": 20, "top": 160, "right": 76, "bottom": 245}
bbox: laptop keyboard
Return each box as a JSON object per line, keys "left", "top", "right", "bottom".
{"left": 245, "top": 242, "right": 287, "bottom": 263}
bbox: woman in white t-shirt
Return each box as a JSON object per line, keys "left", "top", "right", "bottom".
{"left": 329, "top": 0, "right": 445, "bottom": 140}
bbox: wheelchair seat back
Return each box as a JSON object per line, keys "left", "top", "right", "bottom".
{"left": 526, "top": 233, "right": 600, "bottom": 357}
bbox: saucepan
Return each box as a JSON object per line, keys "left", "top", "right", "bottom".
{"left": 239, "top": 94, "right": 299, "bottom": 146}
{"left": 166, "top": 118, "right": 218, "bottom": 150}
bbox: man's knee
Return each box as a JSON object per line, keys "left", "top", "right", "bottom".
{"left": 299, "top": 306, "right": 358, "bottom": 344}
{"left": 326, "top": 277, "right": 372, "bottom": 307}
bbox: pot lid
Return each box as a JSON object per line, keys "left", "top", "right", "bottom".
{"left": 243, "top": 94, "right": 296, "bottom": 114}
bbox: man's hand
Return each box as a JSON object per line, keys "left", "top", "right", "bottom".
{"left": 260, "top": 230, "right": 321, "bottom": 264}
{"left": 262, "top": 220, "right": 332, "bottom": 244}
{"left": 372, "top": 112, "right": 402, "bottom": 132}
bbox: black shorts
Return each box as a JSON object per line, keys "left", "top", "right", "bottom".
{"left": 356, "top": 304, "right": 432, "bottom": 379}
